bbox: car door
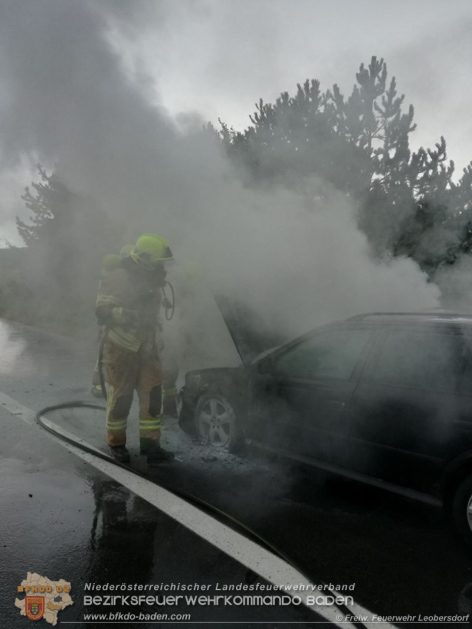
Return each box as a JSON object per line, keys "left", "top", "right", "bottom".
{"left": 247, "top": 326, "right": 376, "bottom": 466}
{"left": 349, "top": 325, "right": 468, "bottom": 492}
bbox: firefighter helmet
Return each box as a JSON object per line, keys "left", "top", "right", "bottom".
{"left": 130, "top": 233, "right": 174, "bottom": 270}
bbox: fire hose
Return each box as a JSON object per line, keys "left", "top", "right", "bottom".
{"left": 35, "top": 398, "right": 366, "bottom": 629}
{"left": 34, "top": 278, "right": 366, "bottom": 628}
{"left": 35, "top": 401, "right": 365, "bottom": 628}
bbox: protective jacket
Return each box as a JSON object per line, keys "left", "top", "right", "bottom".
{"left": 95, "top": 258, "right": 163, "bottom": 353}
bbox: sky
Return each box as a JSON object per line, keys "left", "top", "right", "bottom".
{"left": 130, "top": 0, "right": 472, "bottom": 164}
{"left": 1, "top": 0, "right": 472, "bottom": 245}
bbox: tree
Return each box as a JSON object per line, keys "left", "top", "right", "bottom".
{"left": 17, "top": 165, "right": 76, "bottom": 246}
{"left": 220, "top": 57, "right": 461, "bottom": 275}
{"left": 14, "top": 165, "right": 122, "bottom": 332}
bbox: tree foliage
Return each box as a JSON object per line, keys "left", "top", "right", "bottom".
{"left": 17, "top": 165, "right": 75, "bottom": 247}
{"left": 13, "top": 165, "right": 121, "bottom": 333}
{"left": 220, "top": 56, "right": 472, "bottom": 276}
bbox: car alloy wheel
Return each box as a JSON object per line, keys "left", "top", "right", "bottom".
{"left": 195, "top": 393, "right": 240, "bottom": 451}
{"left": 468, "top": 495, "right": 472, "bottom": 534}
{"left": 453, "top": 474, "right": 472, "bottom": 550}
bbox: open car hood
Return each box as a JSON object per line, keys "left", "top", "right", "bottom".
{"left": 213, "top": 294, "right": 288, "bottom": 366}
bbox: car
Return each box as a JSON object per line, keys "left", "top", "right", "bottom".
{"left": 179, "top": 311, "right": 472, "bottom": 548}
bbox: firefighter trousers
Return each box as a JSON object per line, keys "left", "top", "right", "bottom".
{"left": 103, "top": 341, "right": 163, "bottom": 447}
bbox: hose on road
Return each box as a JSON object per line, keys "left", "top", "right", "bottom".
{"left": 36, "top": 400, "right": 366, "bottom": 629}
{"left": 36, "top": 401, "right": 301, "bottom": 572}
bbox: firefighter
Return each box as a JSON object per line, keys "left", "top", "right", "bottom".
{"left": 95, "top": 233, "right": 174, "bottom": 464}
{"left": 122, "top": 242, "right": 179, "bottom": 417}
{"left": 91, "top": 253, "right": 122, "bottom": 397}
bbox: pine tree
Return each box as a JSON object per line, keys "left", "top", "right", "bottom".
{"left": 220, "top": 56, "right": 458, "bottom": 274}
{"left": 17, "top": 165, "right": 75, "bottom": 247}
{"left": 14, "top": 165, "right": 121, "bottom": 332}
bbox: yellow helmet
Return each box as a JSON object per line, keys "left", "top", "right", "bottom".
{"left": 130, "top": 233, "right": 174, "bottom": 270}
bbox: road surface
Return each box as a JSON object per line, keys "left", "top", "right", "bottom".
{"left": 0, "top": 319, "right": 471, "bottom": 628}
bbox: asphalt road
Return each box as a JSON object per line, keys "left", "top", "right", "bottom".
{"left": 1, "top": 319, "right": 472, "bottom": 628}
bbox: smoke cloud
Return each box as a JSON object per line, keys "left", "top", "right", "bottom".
{"left": 0, "top": 0, "right": 441, "bottom": 366}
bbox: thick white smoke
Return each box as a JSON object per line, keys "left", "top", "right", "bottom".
{"left": 434, "top": 256, "right": 472, "bottom": 311}
{"left": 0, "top": 0, "right": 440, "bottom": 366}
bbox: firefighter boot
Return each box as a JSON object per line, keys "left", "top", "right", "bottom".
{"left": 140, "top": 439, "right": 174, "bottom": 464}
{"left": 109, "top": 445, "right": 130, "bottom": 464}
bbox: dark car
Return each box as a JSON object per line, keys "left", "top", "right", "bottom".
{"left": 179, "top": 311, "right": 472, "bottom": 547}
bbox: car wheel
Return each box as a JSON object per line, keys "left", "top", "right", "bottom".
{"left": 194, "top": 392, "right": 243, "bottom": 453}
{"left": 453, "top": 474, "right": 472, "bottom": 550}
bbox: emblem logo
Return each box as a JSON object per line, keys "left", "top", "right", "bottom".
{"left": 16, "top": 573, "right": 73, "bottom": 624}
{"left": 25, "top": 596, "right": 45, "bottom": 621}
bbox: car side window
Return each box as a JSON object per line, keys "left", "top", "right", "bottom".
{"left": 273, "top": 329, "right": 371, "bottom": 380}
{"left": 372, "top": 329, "right": 466, "bottom": 392}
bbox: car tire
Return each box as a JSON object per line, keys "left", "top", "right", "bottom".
{"left": 453, "top": 474, "right": 472, "bottom": 550}
{"left": 194, "top": 392, "right": 244, "bottom": 453}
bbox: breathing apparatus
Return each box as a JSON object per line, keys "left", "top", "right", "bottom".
{"left": 162, "top": 281, "right": 175, "bottom": 321}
